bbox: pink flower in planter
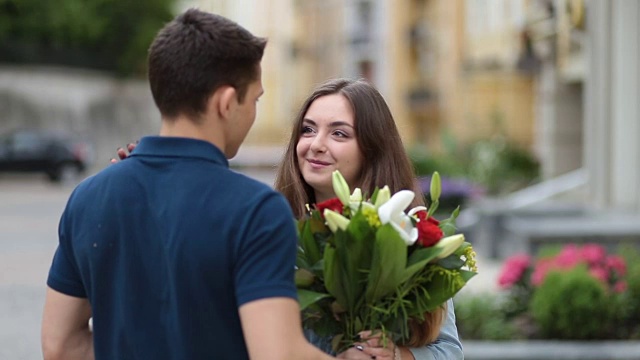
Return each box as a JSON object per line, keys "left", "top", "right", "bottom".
{"left": 555, "top": 244, "right": 582, "bottom": 268}
{"left": 531, "top": 258, "right": 555, "bottom": 286}
{"left": 606, "top": 255, "right": 627, "bottom": 277}
{"left": 581, "top": 244, "right": 607, "bottom": 266}
{"left": 588, "top": 266, "right": 609, "bottom": 283}
{"left": 614, "top": 281, "right": 627, "bottom": 293}
{"left": 498, "top": 254, "right": 532, "bottom": 288}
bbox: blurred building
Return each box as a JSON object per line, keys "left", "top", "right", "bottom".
{"left": 291, "top": 0, "right": 537, "bottom": 151}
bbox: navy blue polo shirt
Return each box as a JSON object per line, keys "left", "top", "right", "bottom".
{"left": 47, "top": 136, "right": 298, "bottom": 360}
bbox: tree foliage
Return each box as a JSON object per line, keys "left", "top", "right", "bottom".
{"left": 0, "top": 0, "right": 176, "bottom": 76}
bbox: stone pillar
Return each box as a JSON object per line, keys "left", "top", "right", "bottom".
{"left": 535, "top": 60, "right": 583, "bottom": 180}
{"left": 584, "top": 0, "right": 640, "bottom": 212}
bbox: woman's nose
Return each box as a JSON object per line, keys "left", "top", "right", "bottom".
{"left": 309, "top": 134, "right": 327, "bottom": 152}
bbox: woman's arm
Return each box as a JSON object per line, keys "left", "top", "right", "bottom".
{"left": 407, "top": 299, "right": 463, "bottom": 360}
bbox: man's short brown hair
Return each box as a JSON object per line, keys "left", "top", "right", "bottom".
{"left": 148, "top": 9, "right": 267, "bottom": 120}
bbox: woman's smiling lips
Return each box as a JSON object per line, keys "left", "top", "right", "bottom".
{"left": 307, "top": 159, "right": 331, "bottom": 169}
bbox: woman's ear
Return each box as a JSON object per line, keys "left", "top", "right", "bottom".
{"left": 210, "top": 86, "right": 237, "bottom": 120}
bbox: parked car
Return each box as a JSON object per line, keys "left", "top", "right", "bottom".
{"left": 0, "top": 129, "right": 94, "bottom": 182}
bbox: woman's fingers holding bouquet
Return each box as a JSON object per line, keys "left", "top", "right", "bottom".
{"left": 355, "top": 331, "right": 398, "bottom": 360}
{"left": 336, "top": 345, "right": 377, "bottom": 359}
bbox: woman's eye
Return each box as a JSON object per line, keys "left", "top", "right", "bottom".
{"left": 301, "top": 126, "right": 315, "bottom": 134}
{"left": 333, "top": 130, "right": 349, "bottom": 138}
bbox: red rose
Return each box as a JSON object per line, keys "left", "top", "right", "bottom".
{"left": 415, "top": 211, "right": 443, "bottom": 247}
{"left": 315, "top": 198, "right": 344, "bottom": 217}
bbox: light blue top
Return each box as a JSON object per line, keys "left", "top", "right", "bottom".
{"left": 305, "top": 299, "right": 463, "bottom": 359}
{"left": 409, "top": 299, "right": 464, "bottom": 360}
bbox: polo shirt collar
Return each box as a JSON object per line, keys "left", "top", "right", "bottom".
{"left": 131, "top": 136, "right": 229, "bottom": 167}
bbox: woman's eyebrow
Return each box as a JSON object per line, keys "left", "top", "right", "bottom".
{"left": 302, "top": 119, "right": 354, "bottom": 128}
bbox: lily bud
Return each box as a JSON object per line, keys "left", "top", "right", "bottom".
{"left": 434, "top": 234, "right": 465, "bottom": 259}
{"left": 295, "top": 268, "right": 315, "bottom": 287}
{"left": 324, "top": 209, "right": 350, "bottom": 232}
{"left": 332, "top": 170, "right": 351, "bottom": 206}
{"left": 374, "top": 186, "right": 391, "bottom": 208}
{"left": 350, "top": 188, "right": 362, "bottom": 203}
{"left": 430, "top": 171, "right": 442, "bottom": 202}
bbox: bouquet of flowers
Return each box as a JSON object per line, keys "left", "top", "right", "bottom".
{"left": 295, "top": 170, "right": 477, "bottom": 352}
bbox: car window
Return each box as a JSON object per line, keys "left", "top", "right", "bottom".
{"left": 11, "top": 132, "right": 46, "bottom": 152}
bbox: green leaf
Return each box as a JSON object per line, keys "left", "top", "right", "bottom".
{"left": 364, "top": 224, "right": 407, "bottom": 302}
{"left": 459, "top": 269, "right": 478, "bottom": 282}
{"left": 296, "top": 247, "right": 310, "bottom": 269}
{"left": 325, "top": 212, "right": 377, "bottom": 312}
{"left": 436, "top": 255, "right": 465, "bottom": 269}
{"left": 299, "top": 218, "right": 323, "bottom": 266}
{"left": 401, "top": 246, "right": 443, "bottom": 282}
{"left": 421, "top": 268, "right": 476, "bottom": 311}
{"left": 439, "top": 207, "right": 460, "bottom": 237}
{"left": 323, "top": 246, "right": 348, "bottom": 308}
{"left": 297, "top": 289, "right": 330, "bottom": 310}
{"left": 370, "top": 187, "right": 380, "bottom": 205}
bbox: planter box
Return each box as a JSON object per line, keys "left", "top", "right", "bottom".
{"left": 463, "top": 340, "right": 640, "bottom": 360}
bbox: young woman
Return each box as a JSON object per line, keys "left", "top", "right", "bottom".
{"left": 274, "top": 78, "right": 463, "bottom": 360}
{"left": 113, "top": 78, "right": 464, "bottom": 360}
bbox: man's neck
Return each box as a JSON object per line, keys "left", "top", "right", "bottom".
{"left": 159, "top": 116, "right": 226, "bottom": 153}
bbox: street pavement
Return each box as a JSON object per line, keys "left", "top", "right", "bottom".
{"left": 0, "top": 170, "right": 501, "bottom": 359}
{"left": 0, "top": 175, "right": 71, "bottom": 360}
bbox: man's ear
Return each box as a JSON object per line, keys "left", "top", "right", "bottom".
{"left": 212, "top": 86, "right": 237, "bottom": 120}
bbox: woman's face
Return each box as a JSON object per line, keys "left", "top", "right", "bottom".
{"left": 296, "top": 94, "right": 364, "bottom": 202}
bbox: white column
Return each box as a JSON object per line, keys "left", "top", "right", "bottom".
{"left": 585, "top": 0, "right": 640, "bottom": 212}
{"left": 610, "top": 0, "right": 640, "bottom": 211}
{"left": 584, "top": 0, "right": 613, "bottom": 209}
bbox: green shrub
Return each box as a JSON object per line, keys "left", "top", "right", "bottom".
{"left": 530, "top": 266, "right": 615, "bottom": 340}
{"left": 409, "top": 136, "right": 540, "bottom": 197}
{"left": 454, "top": 294, "right": 517, "bottom": 340}
{"left": 621, "top": 250, "right": 640, "bottom": 338}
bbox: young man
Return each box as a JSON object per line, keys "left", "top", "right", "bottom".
{"left": 41, "top": 9, "right": 336, "bottom": 360}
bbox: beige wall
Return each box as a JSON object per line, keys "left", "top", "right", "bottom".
{"left": 458, "top": 72, "right": 536, "bottom": 147}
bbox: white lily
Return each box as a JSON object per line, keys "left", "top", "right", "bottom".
{"left": 434, "top": 234, "right": 465, "bottom": 259}
{"left": 377, "top": 190, "right": 418, "bottom": 245}
{"left": 324, "top": 209, "right": 350, "bottom": 232}
{"left": 332, "top": 171, "right": 351, "bottom": 206}
{"left": 374, "top": 186, "right": 391, "bottom": 208}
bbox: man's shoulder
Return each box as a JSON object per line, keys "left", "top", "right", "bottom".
{"left": 225, "top": 170, "right": 275, "bottom": 193}
{"left": 225, "top": 171, "right": 290, "bottom": 207}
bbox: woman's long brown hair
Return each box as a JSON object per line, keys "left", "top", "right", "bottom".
{"left": 274, "top": 77, "right": 444, "bottom": 344}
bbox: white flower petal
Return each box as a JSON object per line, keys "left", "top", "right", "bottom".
{"left": 408, "top": 206, "right": 427, "bottom": 217}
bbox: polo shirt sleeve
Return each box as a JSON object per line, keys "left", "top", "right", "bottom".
{"left": 47, "top": 199, "right": 87, "bottom": 298}
{"left": 234, "top": 192, "right": 298, "bottom": 306}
